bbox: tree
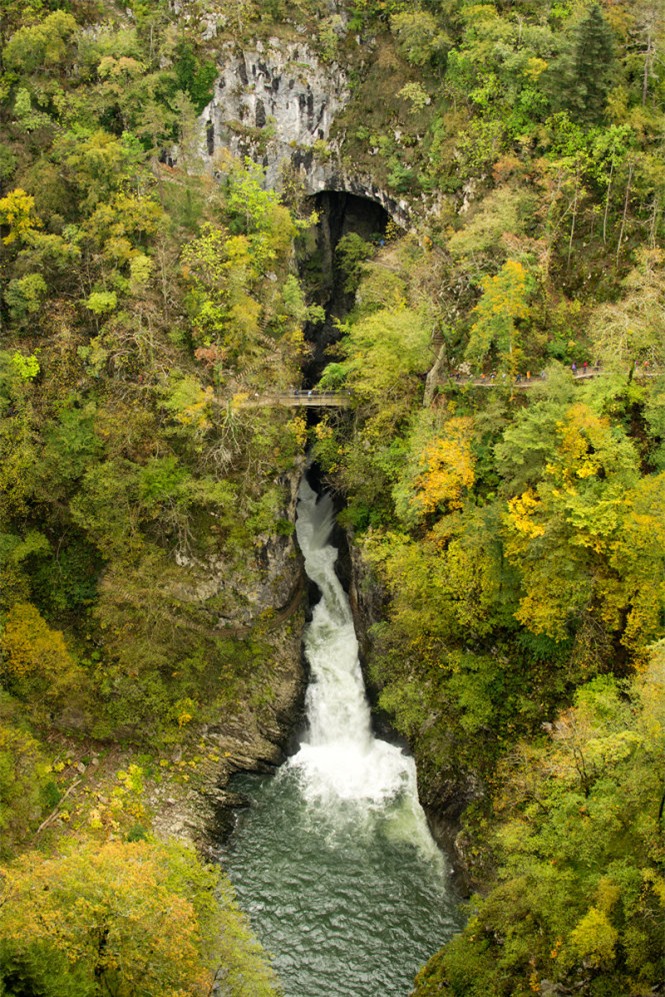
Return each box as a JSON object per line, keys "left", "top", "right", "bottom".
{"left": 0, "top": 717, "right": 52, "bottom": 858}
{"left": 335, "top": 232, "right": 373, "bottom": 293}
{"left": 589, "top": 247, "right": 665, "bottom": 370}
{"left": 0, "top": 839, "right": 281, "bottom": 997}
{"left": 340, "top": 304, "right": 434, "bottom": 407}
{"left": 390, "top": 10, "right": 450, "bottom": 67}
{"left": 447, "top": 188, "right": 536, "bottom": 272}
{"left": 0, "top": 189, "right": 41, "bottom": 245}
{"left": 0, "top": 0, "right": 48, "bottom": 50}
{"left": 0, "top": 602, "right": 86, "bottom": 712}
{"left": 465, "top": 259, "right": 532, "bottom": 374}
{"left": 414, "top": 655, "right": 665, "bottom": 997}
{"left": 545, "top": 5, "right": 617, "bottom": 124}
{"left": 393, "top": 413, "right": 476, "bottom": 524}
{"left": 625, "top": 0, "right": 665, "bottom": 107}
{"left": 500, "top": 394, "right": 665, "bottom": 656}
{"left": 2, "top": 11, "right": 78, "bottom": 76}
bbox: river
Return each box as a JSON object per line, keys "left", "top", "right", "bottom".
{"left": 219, "top": 477, "right": 461, "bottom": 996}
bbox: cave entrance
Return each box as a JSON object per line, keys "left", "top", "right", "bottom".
{"left": 300, "top": 191, "right": 390, "bottom": 385}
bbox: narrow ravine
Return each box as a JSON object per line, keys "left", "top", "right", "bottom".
{"left": 219, "top": 476, "right": 461, "bottom": 997}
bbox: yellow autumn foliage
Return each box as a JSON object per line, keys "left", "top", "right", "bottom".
{"left": 411, "top": 416, "right": 476, "bottom": 514}
{"left": 506, "top": 489, "right": 546, "bottom": 538}
{"left": 0, "top": 602, "right": 83, "bottom": 703}
{"left": 0, "top": 188, "right": 41, "bottom": 245}
{"left": 569, "top": 907, "right": 618, "bottom": 968}
{"left": 0, "top": 841, "right": 214, "bottom": 996}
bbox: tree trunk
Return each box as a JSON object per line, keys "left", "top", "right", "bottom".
{"left": 567, "top": 179, "right": 579, "bottom": 270}
{"left": 615, "top": 162, "right": 634, "bottom": 265}
{"left": 602, "top": 158, "right": 614, "bottom": 246}
{"left": 424, "top": 342, "right": 448, "bottom": 408}
{"left": 642, "top": 31, "right": 654, "bottom": 105}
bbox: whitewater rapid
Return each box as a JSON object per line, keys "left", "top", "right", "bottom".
{"left": 287, "top": 477, "right": 439, "bottom": 853}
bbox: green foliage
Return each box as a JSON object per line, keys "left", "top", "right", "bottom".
{"left": 589, "top": 248, "right": 665, "bottom": 370}
{"left": 9, "top": 352, "right": 40, "bottom": 381}
{"left": 0, "top": 602, "right": 88, "bottom": 715}
{"left": 5, "top": 273, "right": 48, "bottom": 323}
{"left": 501, "top": 392, "right": 664, "bottom": 653}
{"left": 339, "top": 304, "right": 433, "bottom": 405}
{"left": 390, "top": 10, "right": 450, "bottom": 67}
{"left": 0, "top": 839, "right": 281, "bottom": 996}
{"left": 2, "top": 11, "right": 79, "bottom": 75}
{"left": 414, "top": 654, "right": 665, "bottom": 996}
{"left": 465, "top": 259, "right": 533, "bottom": 374}
{"left": 85, "top": 289, "right": 117, "bottom": 314}
{"left": 0, "top": 708, "right": 51, "bottom": 858}
{"left": 335, "top": 232, "right": 374, "bottom": 293}
{"left": 397, "top": 81, "right": 431, "bottom": 112}
{"left": 0, "top": 143, "right": 17, "bottom": 182}
{"left": 545, "top": 4, "right": 617, "bottom": 124}
{"left": 446, "top": 188, "right": 535, "bottom": 265}
{"left": 38, "top": 402, "right": 103, "bottom": 496}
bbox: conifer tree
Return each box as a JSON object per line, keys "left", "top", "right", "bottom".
{"left": 573, "top": 4, "right": 616, "bottom": 122}
{"left": 548, "top": 4, "right": 616, "bottom": 124}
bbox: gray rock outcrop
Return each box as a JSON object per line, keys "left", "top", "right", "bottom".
{"left": 198, "top": 38, "right": 410, "bottom": 226}
{"left": 200, "top": 38, "right": 349, "bottom": 191}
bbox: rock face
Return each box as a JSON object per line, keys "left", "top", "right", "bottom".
{"left": 201, "top": 38, "right": 348, "bottom": 187}
{"left": 199, "top": 38, "right": 410, "bottom": 227}
{"left": 148, "top": 469, "right": 307, "bottom": 850}
{"left": 148, "top": 612, "right": 307, "bottom": 855}
{"left": 173, "top": 467, "right": 304, "bottom": 628}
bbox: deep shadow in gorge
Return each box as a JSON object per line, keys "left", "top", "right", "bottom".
{"left": 295, "top": 191, "right": 395, "bottom": 738}
{"left": 300, "top": 191, "right": 390, "bottom": 386}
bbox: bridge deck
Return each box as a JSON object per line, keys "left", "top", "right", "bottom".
{"left": 232, "top": 391, "right": 351, "bottom": 408}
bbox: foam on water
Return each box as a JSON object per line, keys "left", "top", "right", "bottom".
{"left": 288, "top": 478, "right": 433, "bottom": 839}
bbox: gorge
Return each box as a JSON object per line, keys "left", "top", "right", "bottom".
{"left": 0, "top": 3, "right": 663, "bottom": 996}
{"left": 220, "top": 477, "right": 460, "bottom": 997}
{"left": 211, "top": 177, "right": 456, "bottom": 994}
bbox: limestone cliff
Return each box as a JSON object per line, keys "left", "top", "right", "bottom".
{"left": 197, "top": 38, "right": 410, "bottom": 225}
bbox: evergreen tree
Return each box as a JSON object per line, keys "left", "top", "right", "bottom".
{"left": 573, "top": 5, "right": 616, "bottom": 122}
{"left": 548, "top": 4, "right": 617, "bottom": 124}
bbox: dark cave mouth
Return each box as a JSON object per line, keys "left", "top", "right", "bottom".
{"left": 300, "top": 190, "right": 391, "bottom": 386}
{"left": 310, "top": 190, "right": 391, "bottom": 248}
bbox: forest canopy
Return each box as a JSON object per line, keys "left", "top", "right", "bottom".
{"left": 0, "top": 0, "right": 663, "bottom": 994}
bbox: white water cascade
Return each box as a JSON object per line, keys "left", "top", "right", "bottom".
{"left": 287, "top": 477, "right": 438, "bottom": 851}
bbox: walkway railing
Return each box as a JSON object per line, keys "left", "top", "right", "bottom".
{"left": 445, "top": 366, "right": 662, "bottom": 389}
{"left": 231, "top": 389, "right": 351, "bottom": 409}
{"left": 224, "top": 368, "right": 661, "bottom": 409}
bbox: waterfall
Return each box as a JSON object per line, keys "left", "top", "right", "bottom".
{"left": 287, "top": 477, "right": 435, "bottom": 846}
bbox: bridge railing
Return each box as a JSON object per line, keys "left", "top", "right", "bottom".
{"left": 228, "top": 389, "right": 352, "bottom": 409}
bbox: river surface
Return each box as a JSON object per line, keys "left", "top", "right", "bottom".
{"left": 220, "top": 478, "right": 460, "bottom": 996}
